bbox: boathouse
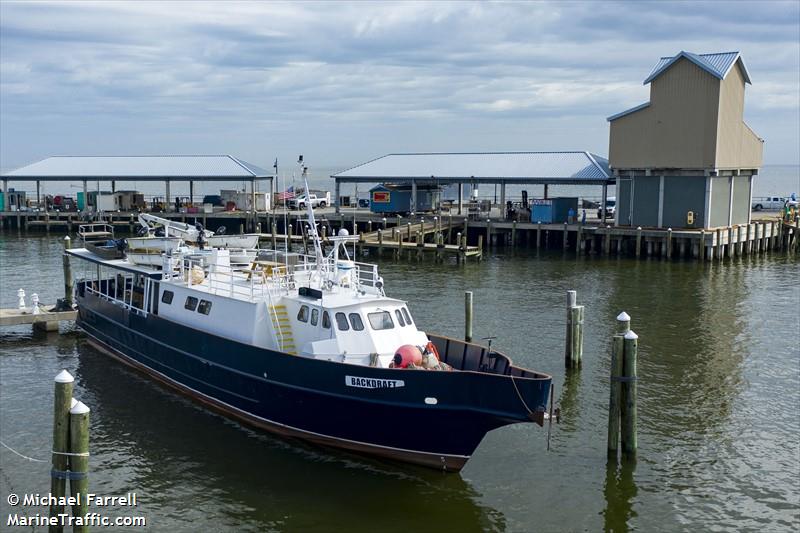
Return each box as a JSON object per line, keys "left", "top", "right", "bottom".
{"left": 608, "top": 51, "right": 763, "bottom": 229}
{"left": 332, "top": 151, "right": 613, "bottom": 217}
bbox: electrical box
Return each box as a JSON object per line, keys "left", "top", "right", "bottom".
{"left": 687, "top": 211, "right": 695, "bottom": 225}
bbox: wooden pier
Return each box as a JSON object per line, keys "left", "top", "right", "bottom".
{"left": 0, "top": 306, "right": 77, "bottom": 331}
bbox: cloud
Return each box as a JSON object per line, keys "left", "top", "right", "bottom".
{"left": 1, "top": 0, "right": 798, "bottom": 169}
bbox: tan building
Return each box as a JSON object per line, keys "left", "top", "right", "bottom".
{"left": 608, "top": 51, "right": 763, "bottom": 229}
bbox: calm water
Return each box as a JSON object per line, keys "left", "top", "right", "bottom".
{"left": 1, "top": 233, "right": 798, "bottom": 532}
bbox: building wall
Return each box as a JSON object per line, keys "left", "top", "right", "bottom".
{"left": 631, "top": 175, "right": 660, "bottom": 227}
{"left": 610, "top": 57, "right": 721, "bottom": 170}
{"left": 732, "top": 175, "right": 752, "bottom": 225}
{"left": 662, "top": 176, "right": 707, "bottom": 229}
{"left": 716, "top": 64, "right": 763, "bottom": 169}
{"left": 709, "top": 176, "right": 731, "bottom": 228}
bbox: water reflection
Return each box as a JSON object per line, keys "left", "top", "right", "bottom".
{"left": 74, "top": 342, "right": 507, "bottom": 532}
{"left": 602, "top": 459, "right": 637, "bottom": 533}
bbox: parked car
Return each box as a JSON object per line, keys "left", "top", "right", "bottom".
{"left": 288, "top": 194, "right": 326, "bottom": 210}
{"left": 597, "top": 197, "right": 616, "bottom": 219}
{"left": 202, "top": 195, "right": 224, "bottom": 207}
{"left": 752, "top": 196, "right": 790, "bottom": 211}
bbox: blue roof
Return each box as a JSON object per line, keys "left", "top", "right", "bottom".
{"left": 333, "top": 151, "right": 611, "bottom": 184}
{"left": 607, "top": 102, "right": 650, "bottom": 122}
{"left": 3, "top": 155, "right": 271, "bottom": 181}
{"left": 643, "top": 51, "right": 751, "bottom": 85}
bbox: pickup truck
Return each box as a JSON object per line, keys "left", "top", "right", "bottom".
{"left": 288, "top": 194, "right": 327, "bottom": 210}
{"left": 752, "top": 196, "right": 793, "bottom": 211}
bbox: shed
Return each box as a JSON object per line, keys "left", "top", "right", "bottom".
{"left": 369, "top": 183, "right": 440, "bottom": 214}
{"left": 608, "top": 51, "right": 763, "bottom": 229}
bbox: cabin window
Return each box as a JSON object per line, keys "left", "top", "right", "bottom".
{"left": 297, "top": 305, "right": 309, "bottom": 323}
{"left": 161, "top": 290, "right": 174, "bottom": 305}
{"left": 395, "top": 309, "right": 405, "bottom": 327}
{"left": 335, "top": 312, "right": 349, "bottom": 331}
{"left": 368, "top": 311, "right": 394, "bottom": 330}
{"left": 198, "top": 300, "right": 212, "bottom": 315}
{"left": 402, "top": 307, "right": 412, "bottom": 325}
{"left": 311, "top": 308, "right": 319, "bottom": 326}
{"left": 349, "top": 313, "right": 365, "bottom": 331}
{"left": 322, "top": 311, "right": 331, "bottom": 329}
{"left": 184, "top": 296, "right": 198, "bottom": 311}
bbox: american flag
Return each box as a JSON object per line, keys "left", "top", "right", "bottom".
{"left": 276, "top": 186, "right": 295, "bottom": 201}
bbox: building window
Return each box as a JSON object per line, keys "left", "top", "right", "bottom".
{"left": 198, "top": 300, "right": 212, "bottom": 315}
{"left": 349, "top": 313, "right": 365, "bottom": 331}
{"left": 311, "top": 308, "right": 319, "bottom": 326}
{"left": 402, "top": 307, "right": 412, "bottom": 325}
{"left": 161, "top": 290, "right": 174, "bottom": 305}
{"left": 185, "top": 296, "right": 198, "bottom": 311}
{"left": 322, "top": 311, "right": 331, "bottom": 329}
{"left": 297, "top": 305, "right": 309, "bottom": 323}
{"left": 368, "top": 311, "right": 394, "bottom": 330}
{"left": 335, "top": 312, "right": 349, "bottom": 331}
{"left": 395, "top": 309, "right": 405, "bottom": 327}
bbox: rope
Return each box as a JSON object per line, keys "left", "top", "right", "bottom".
{"left": 509, "top": 374, "right": 535, "bottom": 416}
{"left": 52, "top": 450, "right": 90, "bottom": 457}
{"left": 0, "top": 440, "right": 47, "bottom": 463}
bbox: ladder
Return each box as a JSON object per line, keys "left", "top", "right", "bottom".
{"left": 268, "top": 304, "right": 296, "bottom": 355}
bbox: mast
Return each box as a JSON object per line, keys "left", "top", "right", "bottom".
{"left": 298, "top": 156, "right": 325, "bottom": 271}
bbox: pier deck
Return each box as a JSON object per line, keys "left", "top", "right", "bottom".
{"left": 0, "top": 306, "right": 77, "bottom": 331}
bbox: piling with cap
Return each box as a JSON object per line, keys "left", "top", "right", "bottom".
{"left": 63, "top": 236, "right": 74, "bottom": 308}
{"left": 564, "top": 290, "right": 584, "bottom": 369}
{"left": 620, "top": 330, "right": 638, "bottom": 457}
{"left": 69, "top": 401, "right": 91, "bottom": 533}
{"left": 49, "top": 370, "right": 74, "bottom": 531}
{"left": 607, "top": 325, "right": 624, "bottom": 457}
{"left": 635, "top": 227, "right": 643, "bottom": 257}
{"left": 271, "top": 222, "right": 278, "bottom": 250}
{"left": 464, "top": 291, "right": 473, "bottom": 343}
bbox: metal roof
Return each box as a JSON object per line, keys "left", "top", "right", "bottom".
{"left": 643, "top": 51, "right": 751, "bottom": 85}
{"left": 607, "top": 102, "right": 651, "bottom": 122}
{"left": 332, "top": 152, "right": 611, "bottom": 185}
{"left": 2, "top": 155, "right": 272, "bottom": 181}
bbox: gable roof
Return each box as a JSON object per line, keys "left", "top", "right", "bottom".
{"left": 643, "top": 51, "right": 751, "bottom": 85}
{"left": 332, "top": 151, "right": 611, "bottom": 184}
{"left": 3, "top": 155, "right": 271, "bottom": 181}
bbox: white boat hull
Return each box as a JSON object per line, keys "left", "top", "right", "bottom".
{"left": 207, "top": 234, "right": 259, "bottom": 249}
{"left": 126, "top": 252, "right": 165, "bottom": 266}
{"left": 127, "top": 236, "right": 183, "bottom": 253}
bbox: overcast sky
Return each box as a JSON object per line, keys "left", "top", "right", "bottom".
{"left": 1, "top": 0, "right": 798, "bottom": 171}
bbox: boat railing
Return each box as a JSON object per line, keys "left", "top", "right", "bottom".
{"left": 83, "top": 278, "right": 147, "bottom": 317}
{"left": 78, "top": 223, "right": 115, "bottom": 242}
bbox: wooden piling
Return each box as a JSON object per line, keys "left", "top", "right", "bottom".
{"left": 620, "top": 330, "right": 638, "bottom": 457}
{"left": 271, "top": 223, "right": 277, "bottom": 250}
{"left": 562, "top": 222, "right": 568, "bottom": 250}
{"left": 69, "top": 401, "right": 91, "bottom": 533}
{"left": 378, "top": 228, "right": 384, "bottom": 256}
{"left": 464, "top": 291, "right": 473, "bottom": 342}
{"left": 49, "top": 370, "right": 74, "bottom": 533}
{"left": 607, "top": 333, "right": 624, "bottom": 457}
{"left": 699, "top": 229, "right": 706, "bottom": 261}
{"left": 665, "top": 228, "right": 673, "bottom": 258}
{"left": 486, "top": 219, "right": 491, "bottom": 249}
{"left": 62, "top": 236, "right": 73, "bottom": 308}
{"left": 536, "top": 222, "right": 542, "bottom": 248}
{"left": 239, "top": 223, "right": 244, "bottom": 234}
{"left": 512, "top": 220, "right": 517, "bottom": 247}
{"left": 477, "top": 235, "right": 483, "bottom": 256}
{"left": 565, "top": 290, "right": 577, "bottom": 368}
{"left": 603, "top": 226, "right": 611, "bottom": 255}
{"left": 635, "top": 227, "right": 642, "bottom": 257}
{"left": 576, "top": 224, "right": 584, "bottom": 256}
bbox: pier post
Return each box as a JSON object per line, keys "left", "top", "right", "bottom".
{"left": 486, "top": 219, "right": 491, "bottom": 249}
{"left": 69, "top": 401, "right": 91, "bottom": 533}
{"left": 603, "top": 226, "right": 611, "bottom": 255}
{"left": 62, "top": 236, "right": 74, "bottom": 308}
{"left": 607, "top": 314, "right": 626, "bottom": 457}
{"left": 407, "top": 222, "right": 412, "bottom": 241}
{"left": 564, "top": 291, "right": 578, "bottom": 368}
{"left": 699, "top": 229, "right": 706, "bottom": 262}
{"left": 576, "top": 224, "right": 584, "bottom": 256}
{"left": 746, "top": 223, "right": 753, "bottom": 254}
{"left": 728, "top": 226, "right": 735, "bottom": 258}
{"left": 271, "top": 223, "right": 277, "bottom": 251}
{"left": 477, "top": 235, "right": 483, "bottom": 257}
{"left": 635, "top": 227, "right": 642, "bottom": 257}
{"left": 761, "top": 221, "right": 768, "bottom": 251}
{"left": 464, "top": 291, "right": 473, "bottom": 343}
{"left": 288, "top": 223, "right": 294, "bottom": 250}
{"left": 512, "top": 220, "right": 517, "bottom": 247}
{"left": 665, "top": 228, "right": 672, "bottom": 258}
{"left": 621, "top": 330, "right": 638, "bottom": 457}
{"left": 49, "top": 370, "right": 74, "bottom": 532}
{"left": 378, "top": 228, "right": 383, "bottom": 256}
{"left": 536, "top": 222, "right": 542, "bottom": 248}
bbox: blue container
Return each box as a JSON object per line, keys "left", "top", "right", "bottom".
{"left": 531, "top": 199, "right": 553, "bottom": 223}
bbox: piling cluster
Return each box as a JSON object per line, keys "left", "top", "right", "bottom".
{"left": 607, "top": 313, "right": 638, "bottom": 459}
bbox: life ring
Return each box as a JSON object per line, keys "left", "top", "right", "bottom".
{"left": 425, "top": 341, "right": 440, "bottom": 360}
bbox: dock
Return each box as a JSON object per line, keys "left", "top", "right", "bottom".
{"left": 0, "top": 306, "right": 77, "bottom": 331}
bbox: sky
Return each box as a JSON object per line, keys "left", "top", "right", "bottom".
{"left": 1, "top": 0, "right": 799, "bottom": 172}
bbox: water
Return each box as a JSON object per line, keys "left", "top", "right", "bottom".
{"left": 1, "top": 234, "right": 798, "bottom": 532}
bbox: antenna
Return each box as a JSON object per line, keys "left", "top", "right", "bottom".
{"left": 300, "top": 159, "right": 325, "bottom": 270}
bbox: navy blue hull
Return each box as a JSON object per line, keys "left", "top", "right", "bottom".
{"left": 76, "top": 289, "right": 551, "bottom": 471}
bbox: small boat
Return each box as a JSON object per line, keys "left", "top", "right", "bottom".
{"left": 207, "top": 234, "right": 260, "bottom": 249}
{"left": 68, "top": 177, "right": 553, "bottom": 471}
{"left": 126, "top": 236, "right": 183, "bottom": 253}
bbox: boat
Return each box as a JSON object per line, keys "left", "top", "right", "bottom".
{"left": 126, "top": 236, "right": 183, "bottom": 253}
{"left": 207, "top": 234, "right": 260, "bottom": 249}
{"left": 68, "top": 179, "right": 552, "bottom": 471}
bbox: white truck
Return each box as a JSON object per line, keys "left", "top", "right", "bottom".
{"left": 752, "top": 196, "right": 795, "bottom": 211}
{"left": 288, "top": 191, "right": 329, "bottom": 210}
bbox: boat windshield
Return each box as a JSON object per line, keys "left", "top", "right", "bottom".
{"left": 368, "top": 311, "right": 394, "bottom": 330}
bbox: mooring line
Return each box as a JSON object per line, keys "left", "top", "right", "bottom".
{"left": 0, "top": 439, "right": 47, "bottom": 463}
